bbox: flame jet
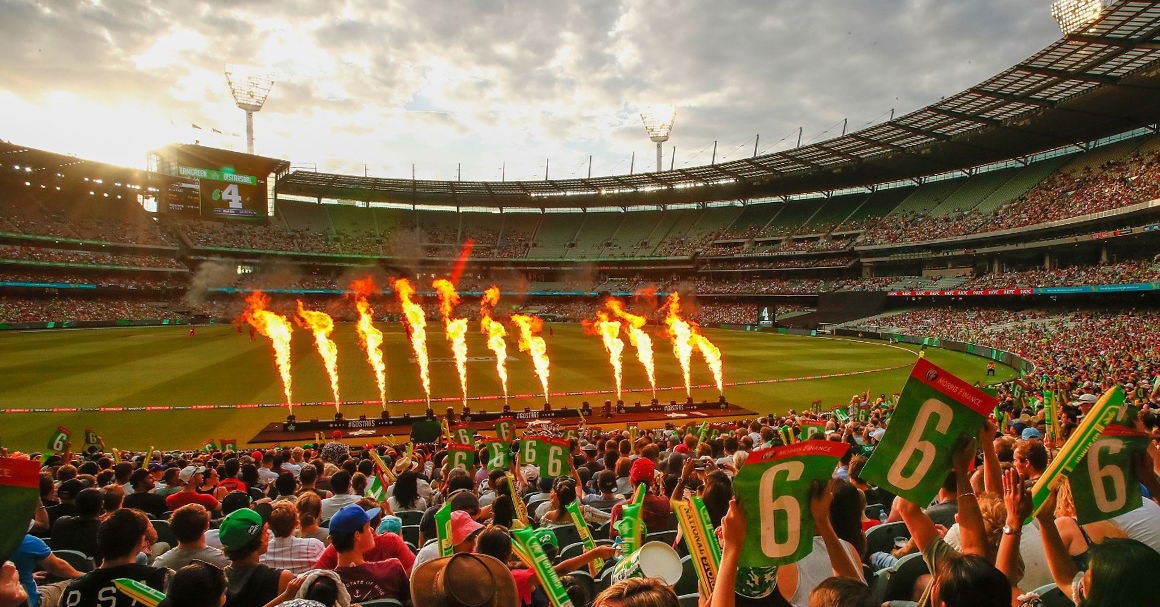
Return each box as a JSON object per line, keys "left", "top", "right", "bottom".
{"left": 347, "top": 279, "right": 387, "bottom": 409}
{"left": 433, "top": 279, "right": 470, "bottom": 407}
{"left": 296, "top": 301, "right": 342, "bottom": 411}
{"left": 242, "top": 291, "right": 295, "bottom": 413}
{"left": 586, "top": 311, "right": 625, "bottom": 402}
{"left": 479, "top": 286, "right": 509, "bottom": 402}
{"left": 393, "top": 278, "right": 431, "bottom": 405}
{"left": 662, "top": 292, "right": 725, "bottom": 396}
{"left": 511, "top": 314, "right": 550, "bottom": 403}
{"left": 605, "top": 298, "right": 656, "bottom": 399}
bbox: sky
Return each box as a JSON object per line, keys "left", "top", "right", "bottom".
{"left": 0, "top": 0, "right": 1063, "bottom": 182}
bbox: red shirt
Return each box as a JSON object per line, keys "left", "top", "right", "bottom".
{"left": 166, "top": 491, "right": 221, "bottom": 512}
{"left": 335, "top": 559, "right": 409, "bottom": 603}
{"left": 313, "top": 533, "right": 415, "bottom": 572}
{"left": 861, "top": 519, "right": 881, "bottom": 532}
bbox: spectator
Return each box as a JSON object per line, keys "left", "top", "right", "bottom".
{"left": 153, "top": 504, "right": 229, "bottom": 570}
{"left": 50, "top": 488, "right": 103, "bottom": 559}
{"left": 326, "top": 504, "right": 409, "bottom": 603}
{"left": 62, "top": 510, "right": 169, "bottom": 607}
{"left": 261, "top": 502, "right": 324, "bottom": 574}
{"left": 123, "top": 468, "right": 168, "bottom": 519}
{"left": 167, "top": 467, "right": 222, "bottom": 513}
{"left": 219, "top": 508, "right": 293, "bottom": 607}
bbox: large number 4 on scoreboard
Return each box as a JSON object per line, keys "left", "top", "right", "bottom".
{"left": 221, "top": 183, "right": 243, "bottom": 209}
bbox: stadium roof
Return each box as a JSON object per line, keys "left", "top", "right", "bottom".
{"left": 280, "top": 0, "right": 1160, "bottom": 209}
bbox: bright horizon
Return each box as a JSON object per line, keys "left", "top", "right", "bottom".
{"left": 0, "top": 1, "right": 1060, "bottom": 181}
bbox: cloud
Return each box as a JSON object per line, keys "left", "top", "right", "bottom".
{"left": 0, "top": 0, "right": 1060, "bottom": 181}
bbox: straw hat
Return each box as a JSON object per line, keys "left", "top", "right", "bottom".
{"left": 411, "top": 553, "right": 519, "bottom": 607}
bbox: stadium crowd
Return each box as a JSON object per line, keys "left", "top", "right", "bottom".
{"left": 0, "top": 246, "right": 185, "bottom": 270}
{"left": 859, "top": 147, "right": 1160, "bottom": 246}
{"left": 961, "top": 259, "right": 1160, "bottom": 289}
{"left": 7, "top": 373, "right": 1160, "bottom": 607}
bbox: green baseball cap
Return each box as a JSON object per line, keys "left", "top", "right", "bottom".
{"left": 530, "top": 527, "right": 557, "bottom": 550}
{"left": 218, "top": 508, "right": 264, "bottom": 550}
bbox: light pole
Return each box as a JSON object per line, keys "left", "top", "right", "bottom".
{"left": 225, "top": 65, "right": 275, "bottom": 154}
{"left": 640, "top": 105, "right": 676, "bottom": 173}
{"left": 1050, "top": 0, "right": 1108, "bottom": 34}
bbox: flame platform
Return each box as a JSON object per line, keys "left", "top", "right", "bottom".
{"left": 247, "top": 397, "right": 756, "bottom": 445}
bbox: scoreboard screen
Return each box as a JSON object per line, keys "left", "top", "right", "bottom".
{"left": 150, "top": 144, "right": 286, "bottom": 222}
{"left": 175, "top": 165, "right": 262, "bottom": 219}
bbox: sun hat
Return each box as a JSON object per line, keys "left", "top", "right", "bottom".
{"left": 377, "top": 515, "right": 402, "bottom": 535}
{"left": 449, "top": 510, "right": 484, "bottom": 545}
{"left": 411, "top": 553, "right": 519, "bottom": 607}
{"left": 218, "top": 508, "right": 265, "bottom": 550}
{"left": 328, "top": 504, "right": 381, "bottom": 537}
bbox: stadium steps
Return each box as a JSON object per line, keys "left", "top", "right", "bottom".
{"left": 888, "top": 179, "right": 967, "bottom": 216}
{"left": 1057, "top": 136, "right": 1145, "bottom": 174}
{"left": 841, "top": 187, "right": 916, "bottom": 225}
{"left": 651, "top": 208, "right": 707, "bottom": 254}
{"left": 925, "top": 169, "right": 1014, "bottom": 217}
{"left": 804, "top": 193, "right": 868, "bottom": 233}
{"left": 970, "top": 156, "right": 1071, "bottom": 215}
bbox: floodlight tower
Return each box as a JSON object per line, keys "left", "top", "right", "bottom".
{"left": 640, "top": 105, "right": 676, "bottom": 173}
{"left": 225, "top": 66, "right": 275, "bottom": 154}
{"left": 1051, "top": 0, "right": 1109, "bottom": 34}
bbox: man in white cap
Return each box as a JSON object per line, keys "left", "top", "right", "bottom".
{"left": 165, "top": 466, "right": 221, "bottom": 513}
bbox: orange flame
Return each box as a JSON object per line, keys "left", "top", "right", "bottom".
{"left": 480, "top": 286, "right": 509, "bottom": 402}
{"left": 662, "top": 293, "right": 696, "bottom": 397}
{"left": 662, "top": 293, "right": 724, "bottom": 396}
{"left": 591, "top": 311, "right": 625, "bottom": 401}
{"left": 242, "top": 291, "right": 294, "bottom": 412}
{"left": 511, "top": 313, "right": 550, "bottom": 402}
{"left": 393, "top": 278, "right": 431, "bottom": 405}
{"left": 348, "top": 279, "right": 387, "bottom": 409}
{"left": 605, "top": 298, "right": 656, "bottom": 398}
{"left": 694, "top": 334, "right": 724, "bottom": 394}
{"left": 433, "top": 278, "right": 470, "bottom": 407}
{"left": 295, "top": 301, "right": 342, "bottom": 411}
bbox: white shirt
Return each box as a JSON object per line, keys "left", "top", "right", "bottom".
{"left": 790, "top": 536, "right": 861, "bottom": 607}
{"left": 262, "top": 535, "right": 325, "bottom": 574}
{"left": 257, "top": 467, "right": 280, "bottom": 485}
{"left": 943, "top": 521, "right": 1053, "bottom": 589}
{"left": 1111, "top": 499, "right": 1160, "bottom": 553}
{"left": 411, "top": 541, "right": 442, "bottom": 575}
{"left": 321, "top": 494, "right": 360, "bottom": 520}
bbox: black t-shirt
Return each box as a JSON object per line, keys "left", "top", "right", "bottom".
{"left": 51, "top": 517, "right": 101, "bottom": 559}
{"left": 46, "top": 503, "right": 78, "bottom": 526}
{"left": 62, "top": 563, "right": 171, "bottom": 607}
{"left": 124, "top": 492, "right": 169, "bottom": 520}
{"left": 224, "top": 563, "right": 284, "bottom": 607}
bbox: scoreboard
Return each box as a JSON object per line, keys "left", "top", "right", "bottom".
{"left": 149, "top": 144, "right": 287, "bottom": 222}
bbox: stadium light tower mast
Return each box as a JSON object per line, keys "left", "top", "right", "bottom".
{"left": 225, "top": 66, "right": 275, "bottom": 154}
{"left": 640, "top": 105, "right": 676, "bottom": 173}
{"left": 1051, "top": 0, "right": 1109, "bottom": 34}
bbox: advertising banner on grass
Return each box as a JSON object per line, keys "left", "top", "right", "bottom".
{"left": 1069, "top": 425, "right": 1149, "bottom": 524}
{"left": 861, "top": 359, "right": 996, "bottom": 506}
{"left": 1028, "top": 386, "right": 1125, "bottom": 521}
{"left": 482, "top": 437, "right": 512, "bottom": 470}
{"left": 732, "top": 441, "right": 849, "bottom": 567}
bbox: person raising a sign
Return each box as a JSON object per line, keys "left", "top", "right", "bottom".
{"left": 709, "top": 482, "right": 863, "bottom": 607}
{"left": 896, "top": 439, "right": 1010, "bottom": 607}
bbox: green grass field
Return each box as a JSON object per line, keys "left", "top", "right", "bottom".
{"left": 0, "top": 324, "right": 1015, "bottom": 451}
